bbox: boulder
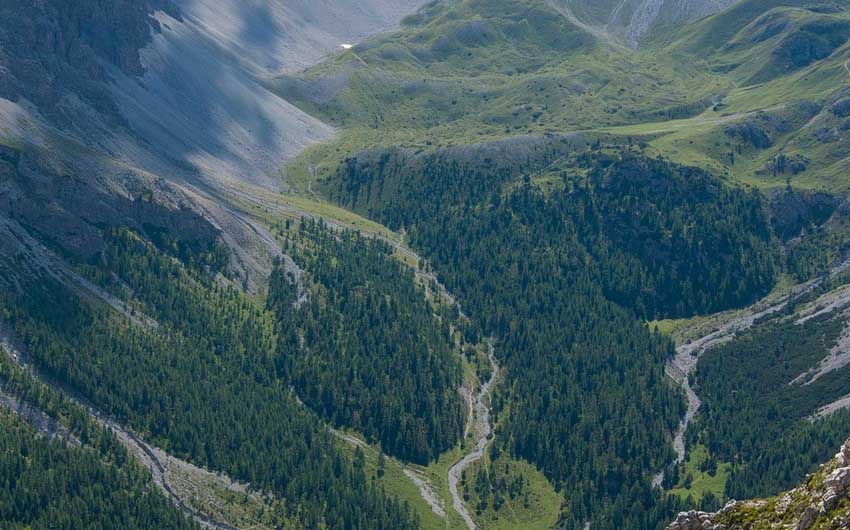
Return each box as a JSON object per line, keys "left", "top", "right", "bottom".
{"left": 837, "top": 439, "right": 850, "bottom": 467}
{"left": 666, "top": 511, "right": 718, "bottom": 530}
{"left": 823, "top": 489, "right": 841, "bottom": 511}
{"left": 826, "top": 467, "right": 850, "bottom": 496}
{"left": 666, "top": 438, "right": 850, "bottom": 530}
{"left": 797, "top": 505, "right": 819, "bottom": 530}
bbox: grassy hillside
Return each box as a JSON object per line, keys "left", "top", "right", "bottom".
{"left": 276, "top": 0, "right": 728, "bottom": 193}
{"left": 617, "top": 0, "right": 850, "bottom": 192}
{"left": 280, "top": 0, "right": 850, "bottom": 195}
{"left": 461, "top": 455, "right": 564, "bottom": 530}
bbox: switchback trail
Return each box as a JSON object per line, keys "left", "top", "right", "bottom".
{"left": 448, "top": 341, "right": 500, "bottom": 530}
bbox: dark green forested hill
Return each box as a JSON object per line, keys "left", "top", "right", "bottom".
{"left": 692, "top": 304, "right": 850, "bottom": 500}
{"left": 331, "top": 143, "right": 779, "bottom": 319}
{"left": 328, "top": 143, "right": 782, "bottom": 529}
{"left": 576, "top": 153, "right": 777, "bottom": 317}
{"left": 0, "top": 410, "right": 197, "bottom": 530}
{"left": 0, "top": 229, "right": 421, "bottom": 530}
{"left": 267, "top": 220, "right": 464, "bottom": 464}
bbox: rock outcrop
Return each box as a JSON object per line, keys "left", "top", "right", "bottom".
{"left": 666, "top": 437, "right": 850, "bottom": 530}
{"left": 667, "top": 509, "right": 727, "bottom": 530}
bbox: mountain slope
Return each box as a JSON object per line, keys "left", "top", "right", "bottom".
{"left": 602, "top": 0, "right": 850, "bottom": 192}
{"left": 550, "top": 0, "right": 739, "bottom": 46}
{"left": 0, "top": 0, "right": 428, "bottom": 189}
{"left": 0, "top": 407, "right": 198, "bottom": 529}
{"left": 3, "top": 1, "right": 850, "bottom": 530}
{"left": 109, "top": 0, "right": 427, "bottom": 189}
{"left": 668, "top": 0, "right": 850, "bottom": 84}
{"left": 0, "top": 0, "right": 431, "bottom": 293}
{"left": 283, "top": 1, "right": 850, "bottom": 528}
{"left": 180, "top": 0, "right": 432, "bottom": 75}
{"left": 276, "top": 0, "right": 731, "bottom": 192}
{"left": 0, "top": 2, "right": 454, "bottom": 529}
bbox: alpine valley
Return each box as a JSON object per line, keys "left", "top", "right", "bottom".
{"left": 1, "top": 1, "right": 850, "bottom": 530}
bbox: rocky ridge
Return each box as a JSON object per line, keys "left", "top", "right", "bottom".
{"left": 667, "top": 438, "right": 850, "bottom": 530}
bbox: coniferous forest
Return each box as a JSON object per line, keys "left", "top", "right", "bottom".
{"left": 5, "top": 1, "right": 850, "bottom": 529}
{"left": 0, "top": 410, "right": 197, "bottom": 530}
{"left": 330, "top": 145, "right": 783, "bottom": 529}
{"left": 0, "top": 229, "right": 420, "bottom": 530}
{"left": 267, "top": 221, "right": 464, "bottom": 464}
{"left": 693, "top": 309, "right": 850, "bottom": 500}
{"left": 2, "top": 141, "right": 844, "bottom": 529}
{"left": 0, "top": 340, "right": 198, "bottom": 530}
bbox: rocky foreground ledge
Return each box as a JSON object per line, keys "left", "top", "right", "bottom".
{"left": 667, "top": 439, "right": 850, "bottom": 530}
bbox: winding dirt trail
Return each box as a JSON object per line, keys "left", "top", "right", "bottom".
{"left": 448, "top": 342, "right": 500, "bottom": 530}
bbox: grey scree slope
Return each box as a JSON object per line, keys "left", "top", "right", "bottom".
{"left": 110, "top": 0, "right": 429, "bottom": 190}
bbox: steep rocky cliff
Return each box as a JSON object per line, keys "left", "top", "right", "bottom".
{"left": 0, "top": 0, "right": 177, "bottom": 115}
{"left": 0, "top": 0, "right": 221, "bottom": 290}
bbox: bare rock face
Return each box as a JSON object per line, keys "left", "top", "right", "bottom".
{"left": 667, "top": 510, "right": 725, "bottom": 530}
{"left": 797, "top": 505, "right": 819, "bottom": 530}
{"left": 821, "top": 441, "right": 850, "bottom": 513}
{"left": 838, "top": 439, "right": 850, "bottom": 467}
{"left": 107, "top": 0, "right": 429, "bottom": 188}
{"left": 824, "top": 466, "right": 850, "bottom": 511}
{"left": 0, "top": 0, "right": 178, "bottom": 119}
{"left": 826, "top": 467, "right": 850, "bottom": 493}
{"left": 178, "top": 0, "right": 428, "bottom": 76}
